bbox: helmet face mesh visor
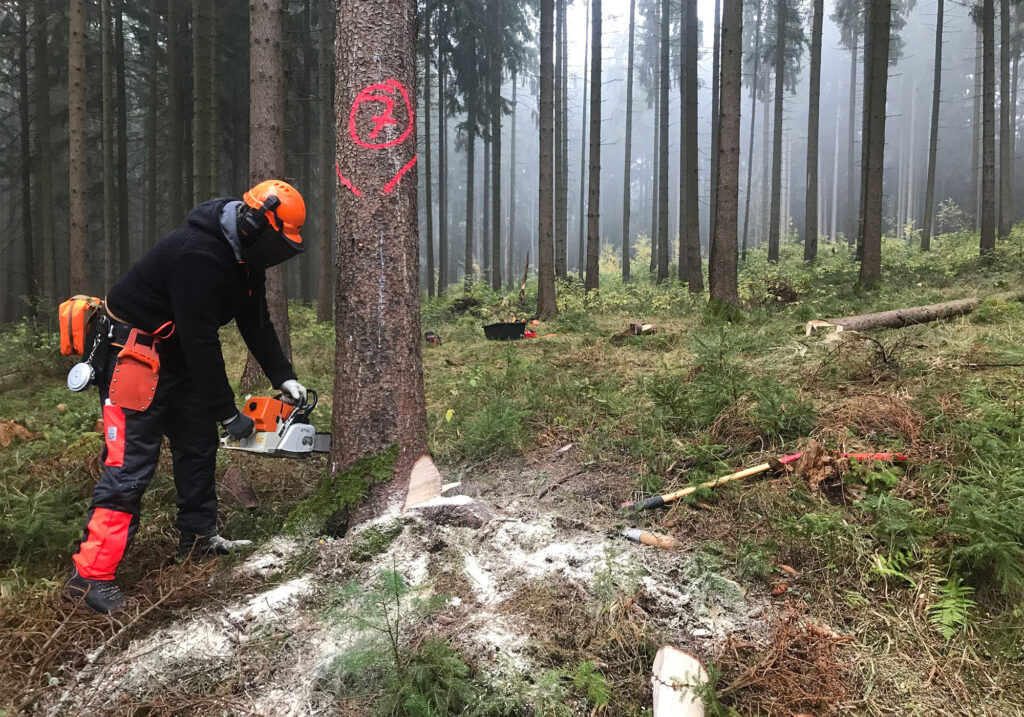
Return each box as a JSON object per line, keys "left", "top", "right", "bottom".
{"left": 241, "top": 229, "right": 304, "bottom": 269}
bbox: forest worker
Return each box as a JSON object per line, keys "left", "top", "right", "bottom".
{"left": 62, "top": 180, "right": 309, "bottom": 615}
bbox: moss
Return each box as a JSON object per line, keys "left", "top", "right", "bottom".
{"left": 349, "top": 521, "right": 405, "bottom": 562}
{"left": 283, "top": 444, "right": 399, "bottom": 536}
{"left": 970, "top": 297, "right": 1024, "bottom": 324}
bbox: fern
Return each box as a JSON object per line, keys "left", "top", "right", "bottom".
{"left": 928, "top": 576, "right": 977, "bottom": 642}
{"left": 868, "top": 551, "right": 917, "bottom": 588}
{"left": 572, "top": 662, "right": 610, "bottom": 709}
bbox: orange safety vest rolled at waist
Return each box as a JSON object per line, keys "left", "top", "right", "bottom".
{"left": 104, "top": 305, "right": 176, "bottom": 413}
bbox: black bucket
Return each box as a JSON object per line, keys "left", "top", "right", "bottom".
{"left": 483, "top": 321, "right": 526, "bottom": 341}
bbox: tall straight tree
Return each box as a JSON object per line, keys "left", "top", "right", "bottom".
{"left": 559, "top": 3, "right": 569, "bottom": 276}
{"left": 710, "top": 0, "right": 742, "bottom": 306}
{"left": 68, "top": 0, "right": 89, "bottom": 293}
{"left": 145, "top": 0, "right": 160, "bottom": 248}
{"left": 709, "top": 0, "right": 722, "bottom": 242}
{"left": 101, "top": 0, "right": 115, "bottom": 286}
{"left": 490, "top": 2, "right": 502, "bottom": 292}
{"left": 656, "top": 0, "right": 669, "bottom": 283}
{"left": 437, "top": 37, "right": 449, "bottom": 289}
{"left": 832, "top": 0, "right": 862, "bottom": 244}
{"left": 115, "top": 5, "right": 129, "bottom": 269}
{"left": 682, "top": 0, "right": 703, "bottom": 289}
{"left": 332, "top": 0, "right": 429, "bottom": 507}
{"left": 193, "top": 0, "right": 213, "bottom": 202}
{"left": 464, "top": 103, "right": 476, "bottom": 279}
{"left": 858, "top": 0, "right": 891, "bottom": 287}
{"left": 34, "top": 0, "right": 55, "bottom": 296}
{"left": 741, "top": 0, "right": 764, "bottom": 261}
{"left": 622, "top": 0, "right": 636, "bottom": 281}
{"left": 577, "top": 0, "right": 591, "bottom": 275}
{"left": 585, "top": 0, "right": 602, "bottom": 291}
{"left": 317, "top": 0, "right": 336, "bottom": 320}
{"left": 508, "top": 70, "right": 518, "bottom": 284}
{"left": 980, "top": 0, "right": 996, "bottom": 252}
{"left": 423, "top": 6, "right": 435, "bottom": 296}
{"left": 554, "top": 0, "right": 567, "bottom": 277}
{"left": 167, "top": 0, "right": 183, "bottom": 220}
{"left": 803, "top": 0, "right": 823, "bottom": 261}
{"left": 18, "top": 3, "right": 36, "bottom": 314}
{"left": 999, "top": 0, "right": 1013, "bottom": 236}
{"left": 920, "top": 0, "right": 943, "bottom": 251}
{"left": 242, "top": 0, "right": 292, "bottom": 388}
{"left": 538, "top": 0, "right": 558, "bottom": 318}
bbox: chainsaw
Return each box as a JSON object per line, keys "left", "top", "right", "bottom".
{"left": 220, "top": 389, "right": 331, "bottom": 457}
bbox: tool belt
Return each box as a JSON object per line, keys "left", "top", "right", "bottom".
{"left": 104, "top": 309, "right": 174, "bottom": 413}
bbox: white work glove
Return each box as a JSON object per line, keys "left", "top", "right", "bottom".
{"left": 280, "top": 379, "right": 307, "bottom": 406}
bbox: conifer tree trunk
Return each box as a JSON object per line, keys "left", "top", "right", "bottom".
{"left": 464, "top": 109, "right": 475, "bottom": 280}
{"left": 921, "top": 0, "right": 942, "bottom": 251}
{"left": 18, "top": 4, "right": 37, "bottom": 315}
{"left": 102, "top": 0, "right": 116, "bottom": 287}
{"left": 710, "top": 0, "right": 741, "bottom": 306}
{"left": 332, "top": 0, "right": 428, "bottom": 507}
{"left": 554, "top": 0, "right": 567, "bottom": 278}
{"left": 145, "top": 0, "right": 160, "bottom": 247}
{"left": 483, "top": 135, "right": 491, "bottom": 281}
{"left": 538, "top": 0, "right": 558, "bottom": 318}
{"left": 981, "top": 0, "right": 996, "bottom": 252}
{"left": 509, "top": 71, "right": 517, "bottom": 285}
{"left": 585, "top": 0, "right": 602, "bottom": 292}
{"left": 709, "top": 0, "right": 721, "bottom": 243}
{"left": 999, "top": 0, "right": 1013, "bottom": 236}
{"left": 682, "top": 0, "right": 702, "bottom": 289}
{"left": 767, "top": 0, "right": 785, "bottom": 263}
{"left": 299, "top": 0, "right": 315, "bottom": 303}
{"left": 577, "top": 0, "right": 590, "bottom": 276}
{"left": 973, "top": 26, "right": 982, "bottom": 230}
{"left": 115, "top": 4, "right": 129, "bottom": 270}
{"left": 678, "top": 4, "right": 686, "bottom": 277}
{"left": 438, "top": 45, "right": 449, "bottom": 290}
{"left": 803, "top": 0, "right": 823, "bottom": 262}
{"left": 243, "top": 0, "right": 291, "bottom": 388}
{"left": 167, "top": 0, "right": 183, "bottom": 221}
{"left": 491, "top": 48, "right": 503, "bottom": 291}
{"left": 846, "top": 38, "right": 858, "bottom": 245}
{"left": 741, "top": 0, "right": 762, "bottom": 261}
{"left": 858, "top": 0, "right": 891, "bottom": 288}
{"left": 33, "top": 0, "right": 55, "bottom": 297}
{"left": 761, "top": 93, "right": 770, "bottom": 246}
{"left": 423, "top": 8, "right": 435, "bottom": 297}
{"left": 559, "top": 7, "right": 569, "bottom": 275}
{"left": 68, "top": 0, "right": 89, "bottom": 293}
{"left": 622, "top": 0, "right": 636, "bottom": 281}
{"left": 317, "top": 0, "right": 336, "bottom": 321}
{"left": 657, "top": 0, "right": 670, "bottom": 283}
{"left": 192, "top": 0, "right": 209, "bottom": 202}
{"left": 650, "top": 68, "right": 659, "bottom": 274}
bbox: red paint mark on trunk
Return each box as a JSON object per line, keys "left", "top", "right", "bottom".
{"left": 382, "top": 155, "right": 418, "bottom": 195}
{"left": 335, "top": 162, "right": 362, "bottom": 197}
{"left": 349, "top": 80, "right": 414, "bottom": 150}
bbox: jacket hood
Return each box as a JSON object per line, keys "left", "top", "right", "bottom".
{"left": 187, "top": 197, "right": 235, "bottom": 239}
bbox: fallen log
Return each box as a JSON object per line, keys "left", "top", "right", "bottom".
{"left": 805, "top": 290, "right": 1024, "bottom": 335}
{"left": 652, "top": 646, "right": 708, "bottom": 717}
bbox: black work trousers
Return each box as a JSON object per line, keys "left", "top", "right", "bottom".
{"left": 72, "top": 350, "right": 219, "bottom": 580}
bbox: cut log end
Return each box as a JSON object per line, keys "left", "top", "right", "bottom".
{"left": 652, "top": 645, "right": 708, "bottom": 717}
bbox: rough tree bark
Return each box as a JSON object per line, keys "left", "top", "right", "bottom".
{"left": 858, "top": 0, "right": 890, "bottom": 288}
{"left": 981, "top": 0, "right": 996, "bottom": 253}
{"left": 921, "top": 0, "right": 942, "bottom": 251}
{"left": 68, "top": 0, "right": 89, "bottom": 293}
{"left": 709, "top": 0, "right": 741, "bottom": 307}
{"left": 682, "top": 0, "right": 702, "bottom": 290}
{"left": 622, "top": 0, "right": 636, "bottom": 281}
{"left": 33, "top": 0, "right": 55, "bottom": 296}
{"left": 657, "top": 0, "right": 669, "bottom": 284}
{"left": 803, "top": 0, "right": 823, "bottom": 262}
{"left": 741, "top": 0, "right": 763, "bottom": 261}
{"left": 538, "top": 0, "right": 558, "bottom": 318}
{"left": 242, "top": 0, "right": 292, "bottom": 389}
{"left": 423, "top": 8, "right": 435, "bottom": 296}
{"left": 585, "top": 0, "right": 602, "bottom": 292}
{"left": 102, "top": 0, "right": 115, "bottom": 287}
{"left": 554, "top": 0, "right": 567, "bottom": 278}
{"left": 767, "top": 0, "right": 784, "bottom": 263}
{"left": 332, "top": 0, "right": 429, "bottom": 509}
{"left": 806, "top": 291, "right": 1024, "bottom": 334}
{"left": 317, "top": 0, "right": 336, "bottom": 321}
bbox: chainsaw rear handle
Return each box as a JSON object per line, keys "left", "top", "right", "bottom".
{"left": 276, "top": 388, "right": 317, "bottom": 426}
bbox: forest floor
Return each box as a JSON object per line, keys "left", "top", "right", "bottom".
{"left": 2, "top": 233, "right": 1024, "bottom": 716}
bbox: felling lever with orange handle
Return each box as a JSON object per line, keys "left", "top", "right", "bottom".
{"left": 220, "top": 390, "right": 331, "bottom": 457}
{"left": 621, "top": 451, "right": 908, "bottom": 510}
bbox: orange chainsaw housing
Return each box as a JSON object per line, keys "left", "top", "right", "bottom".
{"left": 243, "top": 397, "right": 295, "bottom": 433}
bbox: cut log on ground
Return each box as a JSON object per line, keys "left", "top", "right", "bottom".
{"left": 805, "top": 291, "right": 1024, "bottom": 335}
{"left": 651, "top": 645, "right": 708, "bottom": 716}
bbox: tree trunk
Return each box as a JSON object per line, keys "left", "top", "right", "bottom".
{"left": 145, "top": 0, "right": 160, "bottom": 252}
{"left": 509, "top": 70, "right": 517, "bottom": 286}
{"left": 803, "top": 0, "right": 823, "bottom": 262}
{"left": 317, "top": 0, "right": 336, "bottom": 320}
{"left": 709, "top": 0, "right": 741, "bottom": 306}
{"left": 920, "top": 0, "right": 942, "bottom": 252}
{"left": 483, "top": 134, "right": 491, "bottom": 281}
{"left": 622, "top": 0, "right": 636, "bottom": 281}
{"left": 464, "top": 110, "right": 475, "bottom": 280}
{"left": 332, "top": 0, "right": 428, "bottom": 509}
{"left": 831, "top": 104, "right": 840, "bottom": 239}
{"left": 846, "top": 39, "right": 858, "bottom": 245}
{"left": 807, "top": 292, "right": 1024, "bottom": 333}
{"left": 767, "top": 0, "right": 785, "bottom": 263}
{"left": 683, "top": 0, "right": 702, "bottom": 289}
{"left": 115, "top": 5, "right": 129, "bottom": 271}
{"left": 18, "top": 4, "right": 37, "bottom": 316}
{"left": 243, "top": 0, "right": 291, "bottom": 389}
{"left": 709, "top": 0, "right": 721, "bottom": 244}
{"left": 537, "top": 0, "right": 558, "bottom": 318}
{"left": 999, "top": 0, "right": 1012, "bottom": 237}
{"left": 438, "top": 46, "right": 449, "bottom": 290}
{"left": 102, "top": 0, "right": 115, "bottom": 287}
{"left": 973, "top": 25, "right": 983, "bottom": 230}
{"left": 33, "top": 0, "right": 55, "bottom": 297}
{"left": 577, "top": 0, "right": 590, "bottom": 276}
{"left": 761, "top": 92, "right": 770, "bottom": 247}
{"left": 298, "top": 1, "right": 314, "bottom": 303}
{"left": 858, "top": 0, "right": 891, "bottom": 288}
{"left": 982, "top": 0, "right": 997, "bottom": 253}
{"left": 68, "top": 0, "right": 89, "bottom": 293}
{"left": 192, "top": 0, "right": 209, "bottom": 202}
{"left": 585, "top": 0, "right": 602, "bottom": 292}
{"left": 423, "top": 8, "right": 435, "bottom": 297}
{"left": 657, "top": 0, "right": 669, "bottom": 283}
{"left": 491, "top": 49, "right": 503, "bottom": 291}
{"left": 741, "top": 0, "right": 762, "bottom": 261}
{"left": 677, "top": 2, "right": 686, "bottom": 278}
{"left": 554, "top": 0, "right": 567, "bottom": 278}
{"left": 167, "top": 0, "right": 183, "bottom": 221}
{"left": 559, "top": 5, "right": 569, "bottom": 276}
{"left": 651, "top": 63, "right": 659, "bottom": 274}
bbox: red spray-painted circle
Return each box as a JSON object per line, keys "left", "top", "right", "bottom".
{"left": 348, "top": 79, "right": 415, "bottom": 150}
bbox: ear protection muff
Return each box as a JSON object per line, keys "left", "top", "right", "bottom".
{"left": 239, "top": 194, "right": 282, "bottom": 243}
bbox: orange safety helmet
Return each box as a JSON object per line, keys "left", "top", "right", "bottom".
{"left": 239, "top": 180, "right": 306, "bottom": 269}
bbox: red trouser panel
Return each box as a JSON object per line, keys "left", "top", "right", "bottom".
{"left": 72, "top": 507, "right": 132, "bottom": 580}
{"left": 103, "top": 403, "right": 126, "bottom": 467}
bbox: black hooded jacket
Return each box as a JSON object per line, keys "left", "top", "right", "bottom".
{"left": 105, "top": 198, "right": 296, "bottom": 422}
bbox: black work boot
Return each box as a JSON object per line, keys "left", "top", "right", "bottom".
{"left": 62, "top": 568, "right": 127, "bottom": 614}
{"left": 177, "top": 532, "right": 254, "bottom": 561}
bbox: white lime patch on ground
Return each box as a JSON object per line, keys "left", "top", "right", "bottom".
{"left": 238, "top": 535, "right": 304, "bottom": 578}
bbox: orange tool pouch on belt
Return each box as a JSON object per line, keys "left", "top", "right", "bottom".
{"left": 108, "top": 329, "right": 161, "bottom": 412}
{"left": 58, "top": 296, "right": 104, "bottom": 356}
